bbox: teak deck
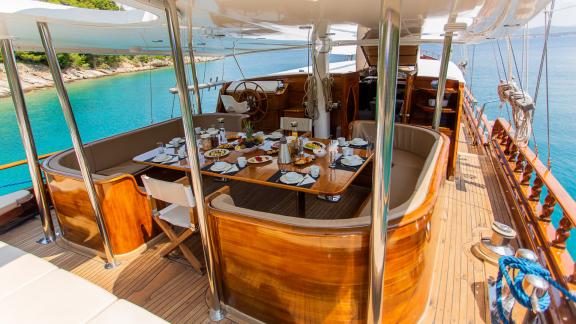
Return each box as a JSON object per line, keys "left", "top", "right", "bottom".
{"left": 0, "top": 122, "right": 514, "bottom": 323}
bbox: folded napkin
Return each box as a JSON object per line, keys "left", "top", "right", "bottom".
{"left": 297, "top": 174, "right": 317, "bottom": 187}
{"left": 222, "top": 164, "right": 239, "bottom": 174}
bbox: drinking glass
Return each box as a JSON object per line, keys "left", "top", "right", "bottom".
{"left": 329, "top": 149, "right": 337, "bottom": 168}
{"left": 365, "top": 136, "right": 373, "bottom": 158}
{"left": 156, "top": 142, "right": 164, "bottom": 154}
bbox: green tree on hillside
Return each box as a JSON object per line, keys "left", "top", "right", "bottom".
{"left": 43, "top": 0, "right": 120, "bottom": 10}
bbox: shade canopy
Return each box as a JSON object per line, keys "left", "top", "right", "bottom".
{"left": 0, "top": 0, "right": 549, "bottom": 56}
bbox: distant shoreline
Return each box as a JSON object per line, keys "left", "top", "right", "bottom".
{"left": 0, "top": 56, "right": 221, "bottom": 99}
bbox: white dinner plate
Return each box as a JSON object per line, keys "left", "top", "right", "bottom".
{"left": 351, "top": 139, "right": 368, "bottom": 146}
{"left": 210, "top": 162, "right": 231, "bottom": 172}
{"left": 280, "top": 172, "right": 304, "bottom": 185}
{"left": 152, "top": 154, "right": 172, "bottom": 163}
{"left": 341, "top": 157, "right": 363, "bottom": 167}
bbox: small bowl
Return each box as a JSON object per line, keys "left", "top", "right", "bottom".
{"left": 313, "top": 148, "right": 327, "bottom": 158}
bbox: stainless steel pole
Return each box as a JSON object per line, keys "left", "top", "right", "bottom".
{"left": 0, "top": 39, "right": 57, "bottom": 244}
{"left": 37, "top": 22, "right": 118, "bottom": 269}
{"left": 186, "top": 7, "right": 203, "bottom": 115}
{"left": 164, "top": 1, "right": 224, "bottom": 321}
{"left": 368, "top": 0, "right": 400, "bottom": 323}
{"left": 432, "top": 25, "right": 455, "bottom": 130}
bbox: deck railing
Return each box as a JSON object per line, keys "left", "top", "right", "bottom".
{"left": 462, "top": 87, "right": 576, "bottom": 296}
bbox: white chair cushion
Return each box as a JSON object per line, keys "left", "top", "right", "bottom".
{"left": 0, "top": 190, "right": 33, "bottom": 215}
{"left": 0, "top": 269, "right": 117, "bottom": 324}
{"left": 89, "top": 299, "right": 168, "bottom": 324}
{"left": 159, "top": 204, "right": 192, "bottom": 228}
{"left": 0, "top": 243, "right": 58, "bottom": 300}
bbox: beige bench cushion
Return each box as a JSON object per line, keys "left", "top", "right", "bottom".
{"left": 88, "top": 299, "right": 167, "bottom": 324}
{"left": 0, "top": 269, "right": 117, "bottom": 324}
{"left": 0, "top": 243, "right": 58, "bottom": 300}
{"left": 98, "top": 160, "right": 150, "bottom": 177}
{"left": 0, "top": 190, "right": 33, "bottom": 215}
{"left": 211, "top": 194, "right": 370, "bottom": 228}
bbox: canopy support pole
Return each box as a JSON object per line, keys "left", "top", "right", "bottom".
{"left": 432, "top": 23, "right": 455, "bottom": 131}
{"left": 37, "top": 22, "right": 118, "bottom": 269}
{"left": 368, "top": 0, "right": 400, "bottom": 323}
{"left": 0, "top": 38, "right": 56, "bottom": 245}
{"left": 312, "top": 22, "right": 330, "bottom": 138}
{"left": 164, "top": 1, "right": 224, "bottom": 321}
{"left": 186, "top": 7, "right": 203, "bottom": 115}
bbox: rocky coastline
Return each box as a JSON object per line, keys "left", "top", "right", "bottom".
{"left": 0, "top": 56, "right": 219, "bottom": 98}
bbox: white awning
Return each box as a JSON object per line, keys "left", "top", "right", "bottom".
{"left": 417, "top": 58, "right": 466, "bottom": 83}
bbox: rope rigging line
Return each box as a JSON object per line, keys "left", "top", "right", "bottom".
{"left": 496, "top": 256, "right": 576, "bottom": 324}
{"left": 496, "top": 40, "right": 509, "bottom": 81}
{"left": 232, "top": 41, "right": 246, "bottom": 80}
{"left": 506, "top": 36, "right": 526, "bottom": 99}
{"left": 469, "top": 44, "right": 476, "bottom": 92}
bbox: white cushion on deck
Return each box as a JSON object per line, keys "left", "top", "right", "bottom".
{"left": 0, "top": 269, "right": 117, "bottom": 324}
{"left": 0, "top": 244, "right": 58, "bottom": 300}
{"left": 0, "top": 190, "right": 33, "bottom": 215}
{"left": 89, "top": 299, "right": 168, "bottom": 324}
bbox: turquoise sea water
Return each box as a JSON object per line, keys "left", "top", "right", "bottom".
{"left": 1, "top": 40, "right": 575, "bottom": 256}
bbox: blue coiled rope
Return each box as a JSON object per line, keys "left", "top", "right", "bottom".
{"left": 496, "top": 256, "right": 576, "bottom": 324}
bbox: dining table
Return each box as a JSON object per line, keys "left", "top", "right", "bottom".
{"left": 133, "top": 133, "right": 373, "bottom": 217}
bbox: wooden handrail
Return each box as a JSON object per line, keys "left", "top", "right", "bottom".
{"left": 491, "top": 118, "right": 576, "bottom": 290}
{"left": 0, "top": 151, "right": 60, "bottom": 171}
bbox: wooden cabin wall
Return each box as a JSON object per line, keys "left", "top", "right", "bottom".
{"left": 404, "top": 76, "right": 463, "bottom": 177}
{"left": 44, "top": 172, "right": 158, "bottom": 255}
{"left": 216, "top": 73, "right": 359, "bottom": 137}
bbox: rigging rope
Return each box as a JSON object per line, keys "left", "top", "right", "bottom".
{"left": 496, "top": 256, "right": 576, "bottom": 324}
{"left": 496, "top": 40, "right": 509, "bottom": 81}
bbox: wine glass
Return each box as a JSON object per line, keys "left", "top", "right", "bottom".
{"left": 156, "top": 142, "right": 164, "bottom": 154}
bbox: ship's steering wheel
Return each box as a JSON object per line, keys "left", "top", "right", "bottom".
{"left": 232, "top": 81, "right": 268, "bottom": 123}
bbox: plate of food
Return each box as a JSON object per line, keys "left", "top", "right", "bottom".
{"left": 217, "top": 143, "right": 235, "bottom": 149}
{"left": 293, "top": 154, "right": 315, "bottom": 165}
{"left": 264, "top": 147, "right": 279, "bottom": 155}
{"left": 204, "top": 148, "right": 230, "bottom": 159}
{"left": 247, "top": 155, "right": 273, "bottom": 164}
{"left": 303, "top": 141, "right": 326, "bottom": 151}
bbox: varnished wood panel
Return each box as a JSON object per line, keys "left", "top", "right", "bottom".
{"left": 205, "top": 133, "right": 449, "bottom": 323}
{"left": 44, "top": 172, "right": 158, "bottom": 255}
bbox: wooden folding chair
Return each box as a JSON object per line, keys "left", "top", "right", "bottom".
{"left": 141, "top": 175, "right": 202, "bottom": 274}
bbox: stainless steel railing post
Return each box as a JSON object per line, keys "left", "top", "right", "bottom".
{"left": 36, "top": 22, "right": 118, "bottom": 269}
{"left": 0, "top": 38, "right": 57, "bottom": 245}
{"left": 164, "top": 0, "right": 224, "bottom": 320}
{"left": 432, "top": 9, "right": 457, "bottom": 130}
{"left": 368, "top": 0, "right": 400, "bottom": 323}
{"left": 186, "top": 6, "right": 203, "bottom": 115}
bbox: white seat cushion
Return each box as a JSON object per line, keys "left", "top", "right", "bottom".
{"left": 0, "top": 190, "right": 33, "bottom": 215}
{"left": 0, "top": 269, "right": 117, "bottom": 324}
{"left": 89, "top": 299, "right": 168, "bottom": 324}
{"left": 0, "top": 243, "right": 58, "bottom": 300}
{"left": 159, "top": 204, "right": 192, "bottom": 228}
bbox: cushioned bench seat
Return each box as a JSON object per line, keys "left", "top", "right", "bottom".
{"left": 0, "top": 240, "right": 167, "bottom": 324}
{"left": 0, "top": 190, "right": 33, "bottom": 216}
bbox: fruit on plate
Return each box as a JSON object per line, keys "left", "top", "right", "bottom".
{"left": 217, "top": 143, "right": 235, "bottom": 149}
{"left": 205, "top": 149, "right": 229, "bottom": 158}
{"left": 293, "top": 155, "right": 315, "bottom": 165}
{"left": 247, "top": 155, "right": 273, "bottom": 164}
{"left": 265, "top": 148, "right": 279, "bottom": 155}
{"left": 303, "top": 141, "right": 325, "bottom": 151}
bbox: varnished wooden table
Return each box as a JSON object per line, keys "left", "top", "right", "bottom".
{"left": 133, "top": 138, "right": 373, "bottom": 217}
